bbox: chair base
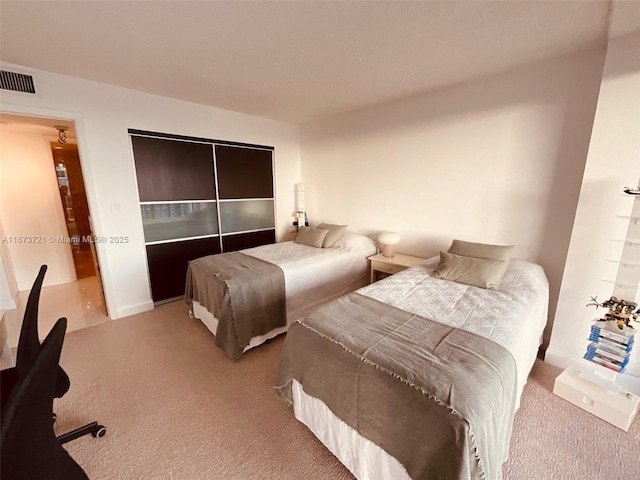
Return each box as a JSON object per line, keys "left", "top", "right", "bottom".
{"left": 58, "top": 421, "right": 107, "bottom": 445}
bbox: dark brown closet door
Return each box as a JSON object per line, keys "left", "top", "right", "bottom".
{"left": 132, "top": 134, "right": 218, "bottom": 303}
{"left": 132, "top": 136, "right": 215, "bottom": 201}
{"left": 215, "top": 145, "right": 273, "bottom": 199}
{"left": 146, "top": 238, "right": 220, "bottom": 301}
{"left": 131, "top": 132, "right": 276, "bottom": 303}
{"left": 215, "top": 145, "right": 275, "bottom": 250}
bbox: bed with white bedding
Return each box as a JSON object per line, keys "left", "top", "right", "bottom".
{"left": 275, "top": 256, "right": 549, "bottom": 480}
{"left": 185, "top": 232, "right": 377, "bottom": 359}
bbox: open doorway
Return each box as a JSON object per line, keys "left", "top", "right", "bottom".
{"left": 0, "top": 113, "right": 107, "bottom": 351}
{"left": 50, "top": 142, "right": 96, "bottom": 279}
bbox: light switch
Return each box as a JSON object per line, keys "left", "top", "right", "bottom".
{"left": 111, "top": 202, "right": 122, "bottom": 215}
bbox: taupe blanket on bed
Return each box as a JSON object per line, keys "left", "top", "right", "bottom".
{"left": 185, "top": 252, "right": 286, "bottom": 360}
{"left": 275, "top": 292, "right": 517, "bottom": 480}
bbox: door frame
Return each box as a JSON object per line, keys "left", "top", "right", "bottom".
{"left": 0, "top": 103, "right": 113, "bottom": 318}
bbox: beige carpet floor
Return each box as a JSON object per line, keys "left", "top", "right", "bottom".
{"left": 52, "top": 301, "right": 640, "bottom": 479}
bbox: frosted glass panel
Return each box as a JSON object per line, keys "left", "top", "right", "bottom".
{"left": 141, "top": 202, "right": 218, "bottom": 243}
{"left": 219, "top": 200, "right": 275, "bottom": 234}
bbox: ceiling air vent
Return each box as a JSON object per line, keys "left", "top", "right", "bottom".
{"left": 0, "top": 69, "right": 36, "bottom": 94}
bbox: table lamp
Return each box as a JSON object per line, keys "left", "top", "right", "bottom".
{"left": 378, "top": 232, "right": 400, "bottom": 258}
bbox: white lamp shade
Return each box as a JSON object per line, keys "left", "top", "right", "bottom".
{"left": 378, "top": 232, "right": 400, "bottom": 257}
{"left": 378, "top": 232, "right": 400, "bottom": 245}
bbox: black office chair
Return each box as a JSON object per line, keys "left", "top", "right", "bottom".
{"left": 0, "top": 266, "right": 106, "bottom": 453}
{"left": 1, "top": 265, "right": 69, "bottom": 407}
{"left": 1, "top": 317, "right": 89, "bottom": 480}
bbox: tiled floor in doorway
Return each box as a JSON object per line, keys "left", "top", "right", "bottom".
{"left": 4, "top": 275, "right": 108, "bottom": 349}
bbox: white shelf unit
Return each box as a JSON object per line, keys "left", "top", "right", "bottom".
{"left": 610, "top": 191, "right": 640, "bottom": 300}
{"left": 560, "top": 188, "right": 640, "bottom": 432}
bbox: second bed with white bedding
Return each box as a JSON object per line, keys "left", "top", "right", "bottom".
{"left": 188, "top": 232, "right": 377, "bottom": 356}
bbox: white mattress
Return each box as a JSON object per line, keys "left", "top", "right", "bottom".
{"left": 294, "top": 257, "right": 549, "bottom": 480}
{"left": 192, "top": 232, "right": 377, "bottom": 351}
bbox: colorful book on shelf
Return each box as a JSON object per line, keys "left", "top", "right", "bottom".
{"left": 589, "top": 333, "right": 634, "bottom": 350}
{"left": 585, "top": 321, "right": 635, "bottom": 373}
{"left": 583, "top": 353, "right": 628, "bottom": 373}
{"left": 590, "top": 338, "right": 633, "bottom": 355}
{"left": 589, "top": 323, "right": 635, "bottom": 347}
{"left": 585, "top": 343, "right": 630, "bottom": 366}
{"left": 583, "top": 346, "right": 628, "bottom": 371}
{"left": 587, "top": 335, "right": 634, "bottom": 354}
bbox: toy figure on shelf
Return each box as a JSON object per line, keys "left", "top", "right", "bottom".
{"left": 587, "top": 296, "right": 639, "bottom": 330}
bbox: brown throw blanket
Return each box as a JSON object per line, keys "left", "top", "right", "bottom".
{"left": 275, "top": 292, "right": 517, "bottom": 480}
{"left": 185, "top": 252, "right": 286, "bottom": 360}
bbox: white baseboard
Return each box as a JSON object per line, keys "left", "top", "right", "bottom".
{"left": 112, "top": 300, "right": 154, "bottom": 319}
{"left": 545, "top": 350, "right": 587, "bottom": 371}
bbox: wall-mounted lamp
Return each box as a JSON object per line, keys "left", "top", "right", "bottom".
{"left": 378, "top": 232, "right": 400, "bottom": 258}
{"left": 54, "top": 125, "right": 67, "bottom": 144}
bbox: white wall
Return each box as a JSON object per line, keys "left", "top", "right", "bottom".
{"left": 0, "top": 213, "right": 18, "bottom": 306}
{"left": 0, "top": 66, "right": 300, "bottom": 319}
{"left": 0, "top": 130, "right": 76, "bottom": 289}
{"left": 0, "top": 213, "right": 17, "bottom": 366}
{"left": 301, "top": 49, "right": 606, "bottom": 348}
{"left": 548, "top": 32, "right": 640, "bottom": 379}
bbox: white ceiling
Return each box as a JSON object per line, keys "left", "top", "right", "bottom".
{"left": 1, "top": 1, "right": 639, "bottom": 125}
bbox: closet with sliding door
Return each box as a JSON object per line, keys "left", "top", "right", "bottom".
{"left": 130, "top": 130, "right": 276, "bottom": 303}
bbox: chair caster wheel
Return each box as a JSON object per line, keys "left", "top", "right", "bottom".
{"left": 92, "top": 426, "right": 107, "bottom": 438}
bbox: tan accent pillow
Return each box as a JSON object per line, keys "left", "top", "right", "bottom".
{"left": 295, "top": 226, "right": 329, "bottom": 248}
{"left": 431, "top": 251, "right": 508, "bottom": 290}
{"left": 316, "top": 223, "right": 348, "bottom": 248}
{"left": 448, "top": 239, "right": 514, "bottom": 261}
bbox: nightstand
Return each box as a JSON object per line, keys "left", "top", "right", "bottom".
{"left": 368, "top": 253, "right": 425, "bottom": 283}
